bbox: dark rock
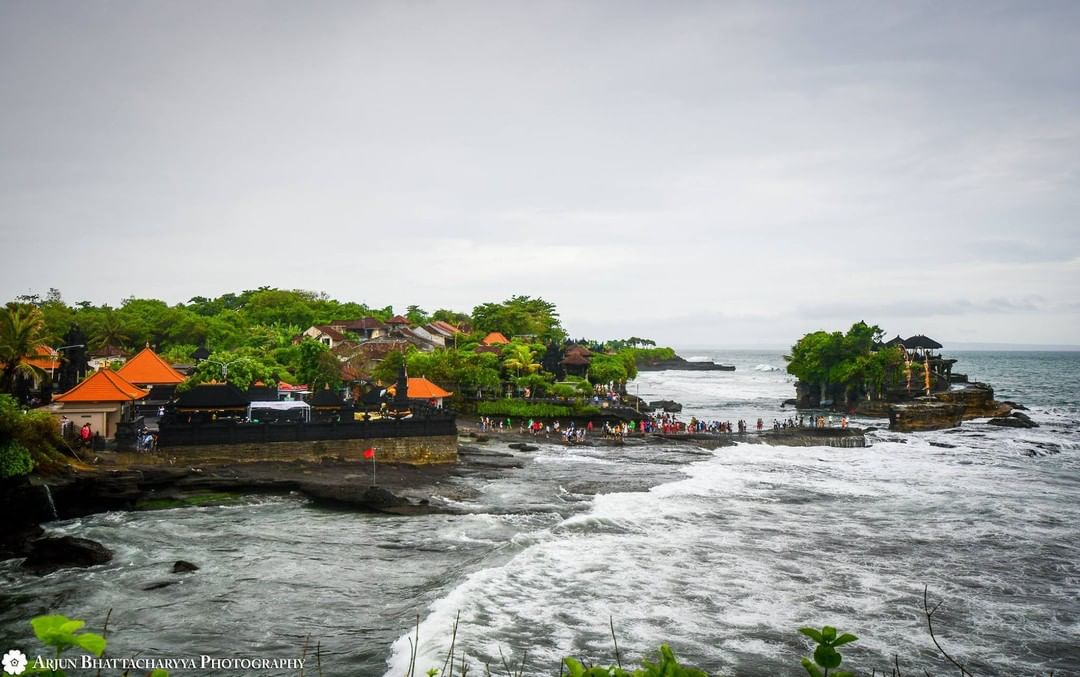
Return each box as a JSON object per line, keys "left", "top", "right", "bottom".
{"left": 143, "top": 581, "right": 178, "bottom": 590}
{"left": 172, "top": 560, "right": 199, "bottom": 573}
{"left": 1010, "top": 411, "right": 1036, "bottom": 425}
{"left": 988, "top": 413, "right": 1038, "bottom": 428}
{"left": 999, "top": 400, "right": 1028, "bottom": 411}
{"left": 637, "top": 355, "right": 735, "bottom": 371}
{"left": 757, "top": 428, "right": 867, "bottom": 448}
{"left": 650, "top": 400, "right": 683, "bottom": 413}
{"left": 782, "top": 399, "right": 797, "bottom": 407}
{"left": 508, "top": 443, "right": 539, "bottom": 452}
{"left": 929, "top": 442, "right": 957, "bottom": 448}
{"left": 361, "top": 485, "right": 410, "bottom": 509}
{"left": 888, "top": 401, "right": 965, "bottom": 432}
{"left": 933, "top": 384, "right": 1011, "bottom": 419}
{"left": 22, "top": 536, "right": 113, "bottom": 574}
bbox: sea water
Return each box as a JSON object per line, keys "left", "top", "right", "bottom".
{"left": 2, "top": 350, "right": 1077, "bottom": 675}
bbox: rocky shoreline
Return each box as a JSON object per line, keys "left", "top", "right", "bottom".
{"left": 637, "top": 355, "right": 735, "bottom": 371}
{"left": 0, "top": 445, "right": 521, "bottom": 570}
{"left": 3, "top": 418, "right": 873, "bottom": 572}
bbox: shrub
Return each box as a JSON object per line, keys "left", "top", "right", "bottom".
{"left": 477, "top": 400, "right": 572, "bottom": 418}
{"left": 0, "top": 439, "right": 34, "bottom": 478}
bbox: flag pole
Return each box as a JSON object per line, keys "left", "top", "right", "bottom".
{"left": 371, "top": 447, "right": 376, "bottom": 486}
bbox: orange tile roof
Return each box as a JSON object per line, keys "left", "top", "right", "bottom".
{"left": 481, "top": 331, "right": 509, "bottom": 345}
{"left": 387, "top": 377, "right": 453, "bottom": 399}
{"left": 430, "top": 320, "right": 462, "bottom": 335}
{"left": 31, "top": 346, "right": 61, "bottom": 370}
{"left": 1, "top": 346, "right": 62, "bottom": 371}
{"left": 54, "top": 369, "right": 149, "bottom": 402}
{"left": 116, "top": 347, "right": 186, "bottom": 385}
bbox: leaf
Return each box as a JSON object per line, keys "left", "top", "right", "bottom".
{"left": 814, "top": 645, "right": 842, "bottom": 669}
{"left": 31, "top": 615, "right": 71, "bottom": 641}
{"left": 832, "top": 633, "right": 858, "bottom": 647}
{"left": 75, "top": 632, "right": 107, "bottom": 657}
{"left": 801, "top": 656, "right": 824, "bottom": 677}
{"left": 562, "top": 657, "right": 586, "bottom": 677}
{"left": 148, "top": 670, "right": 170, "bottom": 677}
{"left": 821, "top": 626, "right": 837, "bottom": 642}
{"left": 660, "top": 644, "right": 676, "bottom": 664}
{"left": 58, "top": 620, "right": 86, "bottom": 634}
{"left": 798, "top": 627, "right": 824, "bottom": 643}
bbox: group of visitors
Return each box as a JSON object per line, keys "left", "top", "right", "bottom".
{"left": 478, "top": 416, "right": 513, "bottom": 432}
{"left": 770, "top": 415, "right": 849, "bottom": 430}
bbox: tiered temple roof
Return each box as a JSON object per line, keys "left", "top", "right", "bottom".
{"left": 387, "top": 377, "right": 453, "bottom": 399}
{"left": 117, "top": 347, "right": 186, "bottom": 386}
{"left": 53, "top": 369, "right": 149, "bottom": 403}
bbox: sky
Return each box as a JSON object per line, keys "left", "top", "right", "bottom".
{"left": 2, "top": 1, "right": 1078, "bottom": 347}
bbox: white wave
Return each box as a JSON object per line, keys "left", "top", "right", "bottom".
{"left": 753, "top": 364, "right": 783, "bottom": 372}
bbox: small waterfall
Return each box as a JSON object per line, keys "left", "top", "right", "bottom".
{"left": 41, "top": 484, "right": 58, "bottom": 520}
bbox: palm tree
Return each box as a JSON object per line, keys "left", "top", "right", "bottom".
{"left": 0, "top": 303, "right": 49, "bottom": 394}
{"left": 90, "top": 312, "right": 130, "bottom": 352}
{"left": 502, "top": 343, "right": 540, "bottom": 376}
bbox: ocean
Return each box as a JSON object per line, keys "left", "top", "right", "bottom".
{"left": 2, "top": 350, "right": 1077, "bottom": 676}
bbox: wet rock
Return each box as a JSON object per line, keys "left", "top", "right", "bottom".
{"left": 988, "top": 412, "right": 1038, "bottom": 428}
{"left": 637, "top": 356, "right": 735, "bottom": 371}
{"left": 782, "top": 399, "right": 797, "bottom": 407}
{"left": 143, "top": 581, "right": 178, "bottom": 590}
{"left": 650, "top": 400, "right": 683, "bottom": 413}
{"left": 172, "top": 560, "right": 199, "bottom": 573}
{"left": 929, "top": 442, "right": 957, "bottom": 449}
{"left": 22, "top": 536, "right": 113, "bottom": 574}
{"left": 508, "top": 443, "right": 539, "bottom": 451}
{"left": 361, "top": 485, "right": 410, "bottom": 509}
{"left": 888, "top": 401, "right": 965, "bottom": 432}
{"left": 934, "top": 384, "right": 1011, "bottom": 419}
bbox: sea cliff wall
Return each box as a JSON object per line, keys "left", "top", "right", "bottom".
{"left": 137, "top": 435, "right": 459, "bottom": 465}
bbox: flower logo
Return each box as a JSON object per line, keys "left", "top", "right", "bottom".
{"left": 2, "top": 650, "right": 27, "bottom": 676}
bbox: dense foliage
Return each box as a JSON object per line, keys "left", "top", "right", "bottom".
{"left": 471, "top": 295, "right": 565, "bottom": 343}
{"left": 0, "top": 303, "right": 49, "bottom": 394}
{"left": 0, "top": 395, "right": 69, "bottom": 476}
{"left": 6, "top": 289, "right": 676, "bottom": 419}
{"left": 786, "top": 322, "right": 906, "bottom": 404}
{"left": 625, "top": 346, "right": 677, "bottom": 364}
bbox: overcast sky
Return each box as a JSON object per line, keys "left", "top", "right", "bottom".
{"left": 2, "top": 1, "right": 1078, "bottom": 347}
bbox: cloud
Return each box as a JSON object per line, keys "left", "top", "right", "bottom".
{"left": 1, "top": 1, "right": 1079, "bottom": 344}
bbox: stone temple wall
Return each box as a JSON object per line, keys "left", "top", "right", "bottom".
{"left": 131, "top": 435, "right": 458, "bottom": 465}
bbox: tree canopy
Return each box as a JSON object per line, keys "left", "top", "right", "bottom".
{"left": 786, "top": 322, "right": 906, "bottom": 403}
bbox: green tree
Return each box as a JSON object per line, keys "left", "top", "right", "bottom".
{"left": 183, "top": 350, "right": 280, "bottom": 391}
{"left": 405, "top": 305, "right": 430, "bottom": 325}
{"left": 502, "top": 343, "right": 540, "bottom": 376}
{"left": 786, "top": 322, "right": 897, "bottom": 404}
{"left": 0, "top": 304, "right": 49, "bottom": 395}
{"left": 297, "top": 339, "right": 342, "bottom": 391}
{"left": 88, "top": 310, "right": 132, "bottom": 351}
{"left": 471, "top": 296, "right": 565, "bottom": 342}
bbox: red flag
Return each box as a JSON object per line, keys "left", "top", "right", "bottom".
{"left": 362, "top": 448, "right": 375, "bottom": 460}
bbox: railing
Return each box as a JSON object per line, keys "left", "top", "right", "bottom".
{"left": 158, "top": 415, "right": 457, "bottom": 447}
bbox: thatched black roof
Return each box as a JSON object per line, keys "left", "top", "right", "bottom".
{"left": 190, "top": 346, "right": 211, "bottom": 361}
{"left": 884, "top": 335, "right": 905, "bottom": 347}
{"left": 174, "top": 383, "right": 250, "bottom": 410}
{"left": 360, "top": 387, "right": 385, "bottom": 405}
{"left": 246, "top": 385, "right": 278, "bottom": 402}
{"left": 903, "top": 335, "right": 943, "bottom": 350}
{"left": 310, "top": 387, "right": 346, "bottom": 409}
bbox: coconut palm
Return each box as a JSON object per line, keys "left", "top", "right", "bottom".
{"left": 502, "top": 343, "right": 540, "bottom": 376}
{"left": 0, "top": 303, "right": 49, "bottom": 394}
{"left": 90, "top": 312, "right": 131, "bottom": 352}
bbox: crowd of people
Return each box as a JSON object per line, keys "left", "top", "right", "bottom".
{"left": 477, "top": 410, "right": 852, "bottom": 444}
